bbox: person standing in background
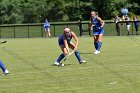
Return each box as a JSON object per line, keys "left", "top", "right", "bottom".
{"left": 125, "top": 16, "right": 131, "bottom": 35}
{"left": 121, "top": 6, "right": 129, "bottom": 21}
{"left": 44, "top": 19, "right": 51, "bottom": 38}
{"left": 78, "top": 19, "right": 83, "bottom": 36}
{"left": 133, "top": 16, "right": 139, "bottom": 35}
{"left": 114, "top": 15, "right": 122, "bottom": 36}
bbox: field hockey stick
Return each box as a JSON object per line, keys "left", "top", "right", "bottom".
{"left": 0, "top": 41, "right": 7, "bottom": 44}
{"left": 64, "top": 50, "right": 75, "bottom": 61}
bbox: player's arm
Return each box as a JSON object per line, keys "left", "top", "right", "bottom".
{"left": 71, "top": 32, "right": 78, "bottom": 50}
{"left": 97, "top": 17, "right": 105, "bottom": 28}
{"left": 88, "top": 18, "right": 93, "bottom": 30}
{"left": 63, "top": 38, "right": 70, "bottom": 55}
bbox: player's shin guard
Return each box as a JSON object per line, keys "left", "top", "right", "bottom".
{"left": 97, "top": 41, "right": 102, "bottom": 51}
{"left": 94, "top": 42, "right": 98, "bottom": 50}
{"left": 56, "top": 53, "right": 65, "bottom": 63}
{"left": 75, "top": 50, "right": 82, "bottom": 62}
{"left": 0, "top": 61, "right": 6, "bottom": 72}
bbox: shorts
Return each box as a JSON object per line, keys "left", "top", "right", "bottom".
{"left": 44, "top": 27, "right": 50, "bottom": 32}
{"left": 127, "top": 25, "right": 130, "bottom": 30}
{"left": 93, "top": 28, "right": 104, "bottom": 35}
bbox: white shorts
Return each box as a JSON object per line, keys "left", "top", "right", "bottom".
{"left": 44, "top": 28, "right": 50, "bottom": 32}
{"left": 127, "top": 25, "right": 130, "bottom": 30}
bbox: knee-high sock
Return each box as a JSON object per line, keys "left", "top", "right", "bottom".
{"left": 75, "top": 50, "right": 82, "bottom": 62}
{"left": 94, "top": 42, "right": 98, "bottom": 50}
{"left": 56, "top": 53, "right": 65, "bottom": 63}
{"left": 0, "top": 61, "right": 6, "bottom": 72}
{"left": 97, "top": 41, "right": 102, "bottom": 51}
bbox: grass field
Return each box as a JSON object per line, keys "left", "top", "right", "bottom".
{"left": 0, "top": 36, "right": 140, "bottom": 93}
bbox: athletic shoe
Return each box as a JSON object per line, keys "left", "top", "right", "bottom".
{"left": 54, "top": 62, "right": 60, "bottom": 66}
{"left": 79, "top": 60, "right": 87, "bottom": 64}
{"left": 93, "top": 50, "right": 100, "bottom": 54}
{"left": 3, "top": 70, "right": 9, "bottom": 75}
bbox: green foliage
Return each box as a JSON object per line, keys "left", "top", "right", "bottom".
{"left": 0, "top": 0, "right": 139, "bottom": 23}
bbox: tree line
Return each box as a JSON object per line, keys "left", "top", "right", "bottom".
{"left": 0, "top": 0, "right": 139, "bottom": 24}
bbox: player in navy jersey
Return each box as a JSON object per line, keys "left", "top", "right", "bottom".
{"left": 89, "top": 11, "right": 105, "bottom": 54}
{"left": 0, "top": 61, "right": 9, "bottom": 75}
{"left": 54, "top": 27, "right": 86, "bottom": 66}
{"left": 44, "top": 19, "right": 51, "bottom": 38}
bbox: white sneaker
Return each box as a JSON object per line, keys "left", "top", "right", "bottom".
{"left": 79, "top": 60, "right": 87, "bottom": 64}
{"left": 93, "top": 50, "right": 100, "bottom": 54}
{"left": 54, "top": 62, "right": 60, "bottom": 66}
{"left": 3, "top": 70, "right": 9, "bottom": 75}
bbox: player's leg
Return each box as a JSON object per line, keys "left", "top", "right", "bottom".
{"left": 97, "top": 29, "right": 104, "bottom": 53}
{"left": 97, "top": 34, "right": 103, "bottom": 52}
{"left": 127, "top": 25, "right": 130, "bottom": 35}
{"left": 0, "top": 61, "right": 9, "bottom": 75}
{"left": 55, "top": 45, "right": 67, "bottom": 65}
{"left": 93, "top": 30, "right": 103, "bottom": 54}
{"left": 93, "top": 35, "right": 98, "bottom": 51}
{"left": 68, "top": 42, "right": 86, "bottom": 64}
{"left": 47, "top": 28, "right": 51, "bottom": 38}
{"left": 44, "top": 28, "right": 48, "bottom": 37}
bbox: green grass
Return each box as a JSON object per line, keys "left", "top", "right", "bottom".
{"left": 0, "top": 36, "right": 140, "bottom": 93}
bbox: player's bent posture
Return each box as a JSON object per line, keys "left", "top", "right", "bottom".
{"left": 89, "top": 11, "right": 105, "bottom": 54}
{"left": 54, "top": 27, "right": 86, "bottom": 66}
{"left": 44, "top": 19, "right": 51, "bottom": 38}
{"left": 0, "top": 61, "right": 9, "bottom": 75}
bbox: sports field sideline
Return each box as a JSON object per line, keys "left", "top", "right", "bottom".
{"left": 0, "top": 36, "right": 140, "bottom": 93}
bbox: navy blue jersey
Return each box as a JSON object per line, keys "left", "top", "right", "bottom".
{"left": 125, "top": 17, "right": 130, "bottom": 25}
{"left": 134, "top": 19, "right": 139, "bottom": 26}
{"left": 58, "top": 32, "right": 72, "bottom": 46}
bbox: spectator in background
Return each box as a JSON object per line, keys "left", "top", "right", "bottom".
{"left": 114, "top": 15, "right": 122, "bottom": 36}
{"left": 44, "top": 19, "right": 51, "bottom": 38}
{"left": 78, "top": 19, "right": 83, "bottom": 36}
{"left": 125, "top": 16, "right": 131, "bottom": 35}
{"left": 121, "top": 6, "right": 129, "bottom": 21}
{"left": 133, "top": 16, "right": 139, "bottom": 35}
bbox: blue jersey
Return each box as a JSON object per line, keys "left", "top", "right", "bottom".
{"left": 91, "top": 16, "right": 104, "bottom": 35}
{"left": 92, "top": 16, "right": 103, "bottom": 31}
{"left": 58, "top": 32, "right": 72, "bottom": 46}
{"left": 44, "top": 22, "right": 50, "bottom": 28}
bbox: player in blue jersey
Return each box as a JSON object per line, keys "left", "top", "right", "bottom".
{"left": 44, "top": 19, "right": 51, "bottom": 38}
{"left": 0, "top": 61, "right": 9, "bottom": 75}
{"left": 89, "top": 11, "right": 105, "bottom": 54}
{"left": 54, "top": 27, "right": 86, "bottom": 66}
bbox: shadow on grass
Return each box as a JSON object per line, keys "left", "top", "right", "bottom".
{"left": 80, "top": 52, "right": 93, "bottom": 54}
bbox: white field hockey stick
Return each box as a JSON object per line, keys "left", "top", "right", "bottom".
{"left": 64, "top": 50, "right": 75, "bottom": 61}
